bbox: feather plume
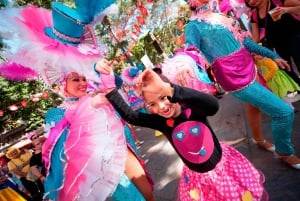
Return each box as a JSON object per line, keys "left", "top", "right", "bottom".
{"left": 0, "top": 61, "right": 38, "bottom": 81}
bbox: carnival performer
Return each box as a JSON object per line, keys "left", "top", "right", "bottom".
{"left": 162, "top": 46, "right": 217, "bottom": 96}
{"left": 165, "top": 45, "right": 276, "bottom": 152}
{"left": 42, "top": 71, "right": 152, "bottom": 201}
{"left": 0, "top": 1, "right": 154, "bottom": 200}
{"left": 95, "top": 61, "right": 267, "bottom": 201}
{"left": 183, "top": 0, "right": 300, "bottom": 169}
{"left": 210, "top": 0, "right": 277, "bottom": 152}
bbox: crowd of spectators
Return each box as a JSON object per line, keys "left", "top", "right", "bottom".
{"left": 0, "top": 132, "right": 45, "bottom": 201}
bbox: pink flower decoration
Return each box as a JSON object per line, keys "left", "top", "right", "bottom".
{"left": 21, "top": 100, "right": 28, "bottom": 107}
{"left": 8, "top": 105, "right": 18, "bottom": 111}
{"left": 31, "top": 96, "right": 40, "bottom": 102}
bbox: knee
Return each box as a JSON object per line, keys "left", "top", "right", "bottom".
{"left": 142, "top": 191, "right": 155, "bottom": 201}
{"left": 276, "top": 104, "right": 294, "bottom": 120}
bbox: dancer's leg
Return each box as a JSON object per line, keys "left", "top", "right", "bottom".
{"left": 245, "top": 104, "right": 275, "bottom": 151}
{"left": 231, "top": 81, "right": 294, "bottom": 154}
{"left": 245, "top": 104, "right": 263, "bottom": 141}
{"left": 125, "top": 149, "right": 155, "bottom": 201}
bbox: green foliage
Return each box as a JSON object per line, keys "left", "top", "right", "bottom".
{"left": 0, "top": 77, "right": 62, "bottom": 134}
{"left": 0, "top": 0, "right": 73, "bottom": 9}
{"left": 96, "top": 0, "right": 190, "bottom": 72}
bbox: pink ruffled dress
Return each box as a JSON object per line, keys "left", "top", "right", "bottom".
{"left": 178, "top": 142, "right": 267, "bottom": 201}
{"left": 61, "top": 95, "right": 127, "bottom": 200}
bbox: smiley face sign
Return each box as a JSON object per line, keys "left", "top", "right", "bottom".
{"left": 172, "top": 121, "right": 214, "bottom": 163}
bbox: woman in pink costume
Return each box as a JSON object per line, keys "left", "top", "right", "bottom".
{"left": 96, "top": 60, "right": 267, "bottom": 201}
{"left": 42, "top": 70, "right": 154, "bottom": 201}
{"left": 0, "top": 1, "right": 154, "bottom": 200}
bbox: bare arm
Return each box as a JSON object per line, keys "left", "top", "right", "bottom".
{"left": 284, "top": 0, "right": 300, "bottom": 14}
{"left": 272, "top": 0, "right": 300, "bottom": 17}
{"left": 30, "top": 165, "right": 45, "bottom": 182}
{"left": 9, "top": 166, "right": 27, "bottom": 178}
{"left": 250, "top": 22, "right": 260, "bottom": 43}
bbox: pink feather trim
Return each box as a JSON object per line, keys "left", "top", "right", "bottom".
{"left": 0, "top": 62, "right": 38, "bottom": 81}
{"left": 0, "top": 6, "right": 105, "bottom": 85}
{"left": 219, "top": 0, "right": 233, "bottom": 13}
{"left": 120, "top": 66, "right": 140, "bottom": 86}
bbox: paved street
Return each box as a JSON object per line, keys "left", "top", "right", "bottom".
{"left": 135, "top": 94, "right": 300, "bottom": 201}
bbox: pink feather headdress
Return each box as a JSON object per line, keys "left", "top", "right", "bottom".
{"left": 0, "top": 4, "right": 110, "bottom": 86}
{"left": 0, "top": 61, "right": 38, "bottom": 81}
{"left": 120, "top": 66, "right": 143, "bottom": 86}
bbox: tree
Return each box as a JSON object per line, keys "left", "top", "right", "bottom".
{"left": 0, "top": 75, "right": 62, "bottom": 134}
{"left": 96, "top": 0, "right": 190, "bottom": 70}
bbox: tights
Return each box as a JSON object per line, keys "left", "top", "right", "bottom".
{"left": 232, "top": 81, "right": 294, "bottom": 154}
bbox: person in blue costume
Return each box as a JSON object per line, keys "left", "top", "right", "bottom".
{"left": 183, "top": 0, "right": 300, "bottom": 169}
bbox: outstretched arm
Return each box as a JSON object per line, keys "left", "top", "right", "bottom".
{"left": 94, "top": 60, "right": 166, "bottom": 130}
{"left": 243, "top": 37, "right": 290, "bottom": 71}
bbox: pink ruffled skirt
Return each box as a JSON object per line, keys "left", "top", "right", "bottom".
{"left": 178, "top": 142, "right": 267, "bottom": 201}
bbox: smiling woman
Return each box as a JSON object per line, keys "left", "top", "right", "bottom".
{"left": 63, "top": 73, "right": 88, "bottom": 98}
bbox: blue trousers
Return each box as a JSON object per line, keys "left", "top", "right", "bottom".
{"left": 231, "top": 81, "right": 295, "bottom": 154}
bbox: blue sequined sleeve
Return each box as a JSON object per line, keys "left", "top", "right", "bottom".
{"left": 45, "top": 107, "right": 65, "bottom": 125}
{"left": 243, "top": 37, "right": 280, "bottom": 59}
{"left": 44, "top": 107, "right": 66, "bottom": 137}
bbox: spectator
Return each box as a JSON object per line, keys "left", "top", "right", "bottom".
{"left": 27, "top": 138, "right": 45, "bottom": 200}
{"left": 6, "top": 147, "right": 42, "bottom": 200}
{"left": 96, "top": 64, "right": 267, "bottom": 201}
{"left": 246, "top": 0, "right": 300, "bottom": 86}
{"left": 0, "top": 166, "right": 28, "bottom": 201}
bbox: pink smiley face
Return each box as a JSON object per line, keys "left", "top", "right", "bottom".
{"left": 172, "top": 121, "right": 214, "bottom": 163}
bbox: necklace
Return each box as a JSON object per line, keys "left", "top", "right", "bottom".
{"left": 65, "top": 97, "right": 79, "bottom": 102}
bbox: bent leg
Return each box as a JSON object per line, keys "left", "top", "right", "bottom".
{"left": 110, "top": 174, "right": 146, "bottom": 201}
{"left": 245, "top": 104, "right": 263, "bottom": 141}
{"left": 231, "top": 81, "right": 295, "bottom": 155}
{"left": 125, "top": 149, "right": 155, "bottom": 201}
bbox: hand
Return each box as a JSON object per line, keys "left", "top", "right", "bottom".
{"left": 135, "top": 69, "right": 173, "bottom": 97}
{"left": 94, "top": 59, "right": 116, "bottom": 92}
{"left": 273, "top": 7, "right": 288, "bottom": 17}
{"left": 95, "top": 59, "right": 113, "bottom": 75}
{"left": 274, "top": 58, "right": 290, "bottom": 71}
{"left": 175, "top": 67, "right": 195, "bottom": 87}
{"left": 91, "top": 93, "right": 110, "bottom": 108}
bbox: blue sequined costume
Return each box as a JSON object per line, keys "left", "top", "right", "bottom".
{"left": 185, "top": 11, "right": 295, "bottom": 155}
